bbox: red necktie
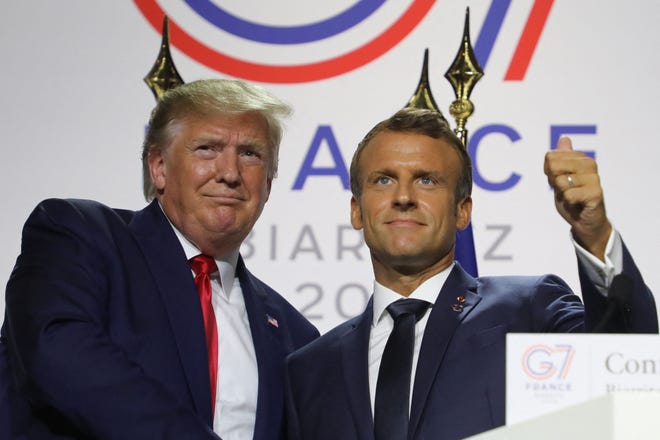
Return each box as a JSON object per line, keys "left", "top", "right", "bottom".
{"left": 190, "top": 254, "right": 219, "bottom": 415}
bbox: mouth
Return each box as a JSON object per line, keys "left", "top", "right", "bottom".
{"left": 385, "top": 218, "right": 424, "bottom": 227}
{"left": 204, "top": 193, "right": 245, "bottom": 203}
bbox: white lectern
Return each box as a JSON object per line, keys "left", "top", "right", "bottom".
{"left": 467, "top": 393, "right": 660, "bottom": 439}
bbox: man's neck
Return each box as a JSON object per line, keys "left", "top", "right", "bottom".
{"left": 372, "top": 256, "right": 454, "bottom": 297}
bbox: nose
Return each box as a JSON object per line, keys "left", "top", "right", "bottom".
{"left": 215, "top": 148, "right": 241, "bottom": 187}
{"left": 393, "top": 182, "right": 416, "bottom": 210}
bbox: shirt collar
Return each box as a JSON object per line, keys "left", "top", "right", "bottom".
{"left": 159, "top": 202, "right": 239, "bottom": 298}
{"left": 372, "top": 262, "right": 455, "bottom": 326}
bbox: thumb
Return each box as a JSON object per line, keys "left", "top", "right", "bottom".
{"left": 556, "top": 135, "right": 574, "bottom": 151}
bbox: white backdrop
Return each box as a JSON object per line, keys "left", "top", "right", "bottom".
{"left": 1, "top": 1, "right": 659, "bottom": 334}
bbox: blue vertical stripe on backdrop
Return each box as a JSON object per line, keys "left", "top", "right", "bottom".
{"left": 455, "top": 223, "right": 478, "bottom": 277}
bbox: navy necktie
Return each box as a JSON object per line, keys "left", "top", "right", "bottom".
{"left": 374, "top": 298, "right": 431, "bottom": 440}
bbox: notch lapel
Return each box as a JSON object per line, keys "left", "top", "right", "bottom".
{"left": 237, "top": 258, "right": 290, "bottom": 440}
{"left": 129, "top": 201, "right": 213, "bottom": 423}
{"left": 408, "top": 264, "right": 480, "bottom": 439}
{"left": 340, "top": 299, "right": 375, "bottom": 439}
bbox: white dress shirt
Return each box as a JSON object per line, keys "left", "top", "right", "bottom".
{"left": 169, "top": 222, "right": 258, "bottom": 440}
{"left": 368, "top": 263, "right": 453, "bottom": 416}
{"left": 367, "top": 229, "right": 625, "bottom": 419}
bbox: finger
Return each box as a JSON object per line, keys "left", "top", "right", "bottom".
{"left": 562, "top": 173, "right": 603, "bottom": 196}
{"left": 560, "top": 177, "right": 604, "bottom": 209}
{"left": 544, "top": 137, "right": 575, "bottom": 175}
{"left": 556, "top": 136, "right": 573, "bottom": 151}
{"left": 547, "top": 172, "right": 572, "bottom": 193}
{"left": 545, "top": 152, "right": 597, "bottom": 180}
{"left": 565, "top": 174, "right": 576, "bottom": 190}
{"left": 551, "top": 173, "right": 577, "bottom": 192}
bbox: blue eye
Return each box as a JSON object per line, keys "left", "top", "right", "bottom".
{"left": 419, "top": 176, "right": 434, "bottom": 185}
{"left": 376, "top": 176, "right": 391, "bottom": 185}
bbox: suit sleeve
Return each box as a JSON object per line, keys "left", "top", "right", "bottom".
{"left": 579, "top": 240, "right": 658, "bottom": 333}
{"left": 283, "top": 355, "right": 302, "bottom": 440}
{"left": 4, "top": 200, "right": 220, "bottom": 439}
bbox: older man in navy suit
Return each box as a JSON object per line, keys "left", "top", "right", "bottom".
{"left": 284, "top": 108, "right": 657, "bottom": 440}
{"left": 1, "top": 79, "right": 318, "bottom": 439}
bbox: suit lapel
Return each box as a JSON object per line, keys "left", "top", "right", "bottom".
{"left": 409, "top": 264, "right": 480, "bottom": 439}
{"left": 129, "top": 200, "right": 213, "bottom": 423}
{"left": 340, "top": 299, "right": 375, "bottom": 440}
{"left": 238, "top": 258, "right": 288, "bottom": 440}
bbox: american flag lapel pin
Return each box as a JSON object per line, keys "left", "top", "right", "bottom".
{"left": 266, "top": 314, "right": 279, "bottom": 328}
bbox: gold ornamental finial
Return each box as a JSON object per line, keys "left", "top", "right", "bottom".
{"left": 143, "top": 15, "right": 184, "bottom": 100}
{"left": 444, "top": 7, "right": 484, "bottom": 146}
{"left": 406, "top": 49, "right": 448, "bottom": 125}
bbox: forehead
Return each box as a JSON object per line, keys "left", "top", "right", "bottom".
{"left": 169, "top": 111, "right": 270, "bottom": 145}
{"left": 360, "top": 130, "right": 460, "bottom": 172}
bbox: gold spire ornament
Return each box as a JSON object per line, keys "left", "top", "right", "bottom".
{"left": 406, "top": 49, "right": 448, "bottom": 125}
{"left": 444, "top": 7, "right": 484, "bottom": 146}
{"left": 403, "top": 8, "right": 481, "bottom": 276}
{"left": 143, "top": 15, "right": 184, "bottom": 100}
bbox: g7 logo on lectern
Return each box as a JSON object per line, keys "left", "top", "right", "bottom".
{"left": 522, "top": 344, "right": 576, "bottom": 381}
{"left": 134, "top": 0, "right": 434, "bottom": 83}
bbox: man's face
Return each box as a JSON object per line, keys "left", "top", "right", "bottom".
{"left": 148, "top": 112, "right": 272, "bottom": 256}
{"left": 351, "top": 130, "right": 472, "bottom": 275}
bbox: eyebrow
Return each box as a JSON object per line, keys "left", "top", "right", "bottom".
{"left": 367, "top": 168, "right": 448, "bottom": 180}
{"left": 190, "top": 136, "right": 267, "bottom": 150}
{"left": 368, "top": 168, "right": 397, "bottom": 177}
{"left": 413, "top": 170, "right": 448, "bottom": 182}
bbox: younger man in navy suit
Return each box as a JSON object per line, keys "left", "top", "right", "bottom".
{"left": 2, "top": 79, "right": 318, "bottom": 439}
{"left": 284, "top": 108, "right": 657, "bottom": 440}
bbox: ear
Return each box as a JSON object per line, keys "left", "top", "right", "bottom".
{"left": 455, "top": 196, "right": 472, "bottom": 231}
{"left": 265, "top": 178, "right": 273, "bottom": 202}
{"left": 147, "top": 148, "right": 167, "bottom": 191}
{"left": 350, "top": 196, "right": 363, "bottom": 230}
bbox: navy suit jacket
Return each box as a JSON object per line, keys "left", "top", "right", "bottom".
{"left": 1, "top": 198, "right": 318, "bottom": 439}
{"left": 285, "top": 250, "right": 657, "bottom": 440}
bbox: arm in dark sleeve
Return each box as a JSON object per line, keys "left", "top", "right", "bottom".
{"left": 5, "top": 199, "right": 219, "bottom": 439}
{"left": 579, "top": 240, "right": 658, "bottom": 333}
{"left": 283, "top": 356, "right": 302, "bottom": 440}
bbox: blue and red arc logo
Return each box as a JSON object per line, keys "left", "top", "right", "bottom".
{"left": 135, "top": 0, "right": 434, "bottom": 83}
{"left": 475, "top": 0, "right": 554, "bottom": 81}
{"left": 134, "top": 0, "right": 554, "bottom": 84}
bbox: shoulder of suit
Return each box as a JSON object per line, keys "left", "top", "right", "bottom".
{"left": 475, "top": 273, "right": 572, "bottom": 295}
{"left": 34, "top": 198, "right": 137, "bottom": 226}
{"left": 289, "top": 315, "right": 360, "bottom": 360}
{"left": 36, "top": 197, "right": 126, "bottom": 214}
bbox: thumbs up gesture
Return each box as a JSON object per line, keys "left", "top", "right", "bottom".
{"left": 544, "top": 136, "right": 612, "bottom": 261}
